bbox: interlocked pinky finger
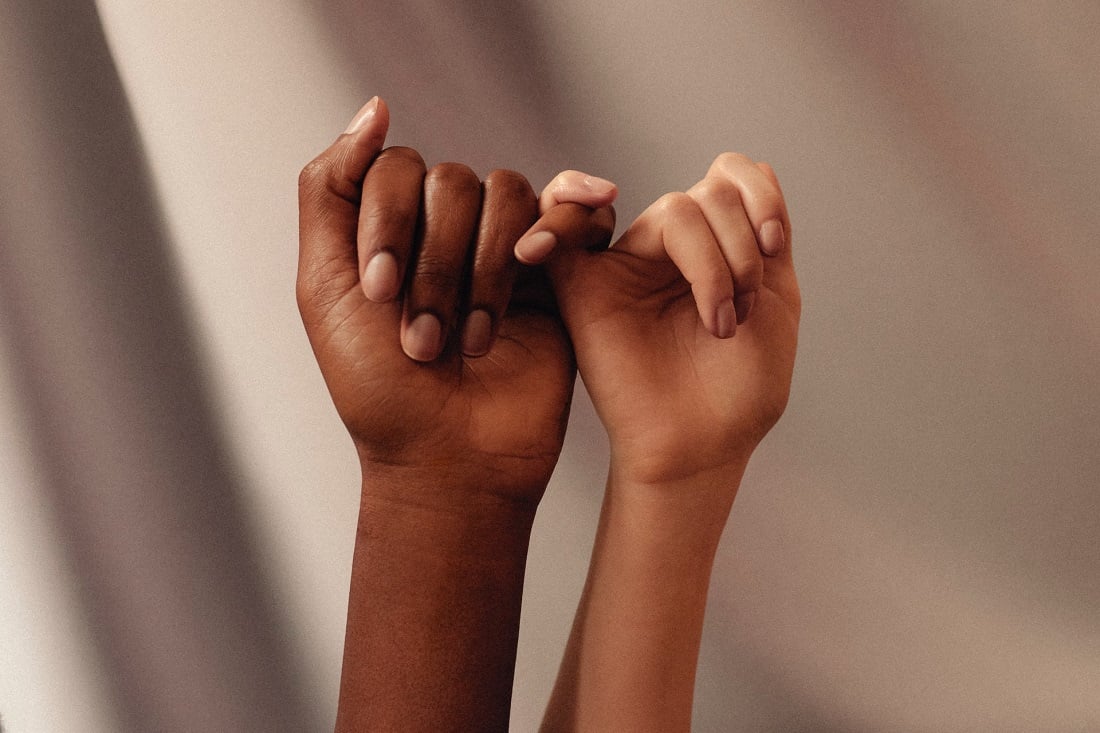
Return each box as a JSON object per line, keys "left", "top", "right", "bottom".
{"left": 538, "top": 170, "right": 617, "bottom": 214}
{"left": 515, "top": 170, "right": 618, "bottom": 264}
{"left": 515, "top": 203, "right": 616, "bottom": 265}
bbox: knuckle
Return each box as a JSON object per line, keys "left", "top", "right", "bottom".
{"left": 362, "top": 199, "right": 418, "bottom": 231}
{"left": 694, "top": 267, "right": 733, "bottom": 297}
{"left": 692, "top": 177, "right": 741, "bottom": 209}
{"left": 653, "top": 191, "right": 698, "bottom": 220}
{"left": 374, "top": 145, "right": 425, "bottom": 169}
{"left": 730, "top": 255, "right": 764, "bottom": 288}
{"left": 425, "top": 162, "right": 480, "bottom": 195}
{"left": 484, "top": 169, "right": 534, "bottom": 201}
{"left": 298, "top": 156, "right": 333, "bottom": 195}
{"left": 413, "top": 254, "right": 463, "bottom": 293}
{"left": 713, "top": 151, "right": 753, "bottom": 172}
{"left": 754, "top": 190, "right": 785, "bottom": 217}
{"left": 550, "top": 170, "right": 584, "bottom": 193}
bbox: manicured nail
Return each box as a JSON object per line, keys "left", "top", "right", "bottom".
{"left": 734, "top": 291, "right": 756, "bottom": 324}
{"left": 344, "top": 96, "right": 379, "bottom": 135}
{"left": 362, "top": 250, "right": 399, "bottom": 302}
{"left": 402, "top": 313, "right": 442, "bottom": 362}
{"left": 515, "top": 231, "right": 557, "bottom": 264}
{"left": 461, "top": 310, "right": 493, "bottom": 356}
{"left": 582, "top": 175, "right": 617, "bottom": 196}
{"left": 760, "top": 219, "right": 785, "bottom": 256}
{"left": 715, "top": 298, "right": 737, "bottom": 339}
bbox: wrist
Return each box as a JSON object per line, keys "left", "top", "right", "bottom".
{"left": 359, "top": 452, "right": 551, "bottom": 517}
{"left": 338, "top": 470, "right": 538, "bottom": 732}
{"left": 357, "top": 476, "right": 539, "bottom": 562}
{"left": 603, "top": 420, "right": 757, "bottom": 489}
{"left": 606, "top": 450, "right": 751, "bottom": 547}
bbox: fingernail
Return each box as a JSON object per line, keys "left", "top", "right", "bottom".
{"left": 402, "top": 313, "right": 442, "bottom": 362}
{"left": 760, "top": 219, "right": 785, "bottom": 256}
{"left": 734, "top": 291, "right": 756, "bottom": 324}
{"left": 362, "top": 250, "right": 399, "bottom": 302}
{"left": 461, "top": 310, "right": 493, "bottom": 356}
{"left": 344, "top": 96, "right": 379, "bottom": 135}
{"left": 715, "top": 298, "right": 737, "bottom": 339}
{"left": 515, "top": 231, "right": 557, "bottom": 264}
{"left": 582, "top": 175, "right": 617, "bottom": 195}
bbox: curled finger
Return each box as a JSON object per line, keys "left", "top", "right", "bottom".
{"left": 687, "top": 176, "right": 763, "bottom": 324}
{"left": 357, "top": 146, "right": 427, "bottom": 302}
{"left": 538, "top": 169, "right": 617, "bottom": 214}
{"left": 461, "top": 169, "right": 538, "bottom": 356}
{"left": 617, "top": 192, "right": 737, "bottom": 339}
{"left": 401, "top": 162, "right": 482, "bottom": 362}
{"left": 515, "top": 203, "right": 616, "bottom": 265}
{"left": 706, "top": 153, "right": 789, "bottom": 257}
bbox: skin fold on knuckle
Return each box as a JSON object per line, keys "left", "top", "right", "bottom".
{"left": 653, "top": 191, "right": 698, "bottom": 222}
{"left": 469, "top": 243, "right": 513, "bottom": 294}
{"left": 373, "top": 145, "right": 425, "bottom": 170}
{"left": 484, "top": 169, "right": 535, "bottom": 204}
{"left": 425, "top": 162, "right": 480, "bottom": 198}
{"left": 697, "top": 269, "right": 733, "bottom": 300}
{"left": 691, "top": 177, "right": 742, "bottom": 212}
{"left": 412, "top": 254, "right": 464, "bottom": 294}
{"left": 751, "top": 190, "right": 786, "bottom": 220}
{"left": 731, "top": 254, "right": 764, "bottom": 289}
{"left": 361, "top": 200, "right": 418, "bottom": 236}
{"left": 550, "top": 169, "right": 584, "bottom": 195}
{"left": 712, "top": 151, "right": 754, "bottom": 175}
{"left": 298, "top": 156, "right": 335, "bottom": 200}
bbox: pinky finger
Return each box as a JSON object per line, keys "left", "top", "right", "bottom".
{"left": 516, "top": 170, "right": 618, "bottom": 264}
{"left": 514, "top": 203, "right": 616, "bottom": 265}
{"left": 538, "top": 170, "right": 618, "bottom": 214}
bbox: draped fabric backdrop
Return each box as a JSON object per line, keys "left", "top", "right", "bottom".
{"left": 2, "top": 2, "right": 1098, "bottom": 731}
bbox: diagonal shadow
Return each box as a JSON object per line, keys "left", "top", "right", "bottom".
{"left": 0, "top": 1, "right": 318, "bottom": 730}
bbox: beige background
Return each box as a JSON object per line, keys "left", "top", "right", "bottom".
{"left": 2, "top": 1, "right": 1098, "bottom": 731}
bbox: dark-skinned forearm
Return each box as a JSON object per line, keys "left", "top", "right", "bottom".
{"left": 335, "top": 469, "right": 539, "bottom": 733}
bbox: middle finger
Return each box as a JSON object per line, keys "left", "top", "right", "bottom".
{"left": 401, "top": 162, "right": 482, "bottom": 362}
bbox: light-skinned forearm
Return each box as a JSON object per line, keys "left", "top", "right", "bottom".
{"left": 541, "top": 458, "right": 749, "bottom": 732}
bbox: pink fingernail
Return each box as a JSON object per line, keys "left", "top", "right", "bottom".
{"left": 515, "top": 231, "right": 557, "bottom": 264}
{"left": 402, "top": 313, "right": 442, "bottom": 362}
{"left": 461, "top": 310, "right": 493, "bottom": 356}
{"left": 583, "top": 175, "right": 617, "bottom": 195}
{"left": 344, "top": 96, "right": 379, "bottom": 135}
{"left": 760, "top": 219, "right": 785, "bottom": 256}
{"left": 715, "top": 298, "right": 736, "bottom": 339}
{"left": 362, "top": 250, "right": 399, "bottom": 302}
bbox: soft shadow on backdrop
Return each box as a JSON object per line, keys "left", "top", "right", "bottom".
{"left": 1, "top": 2, "right": 1098, "bottom": 731}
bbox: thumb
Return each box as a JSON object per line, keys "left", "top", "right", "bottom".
{"left": 297, "top": 97, "right": 390, "bottom": 323}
